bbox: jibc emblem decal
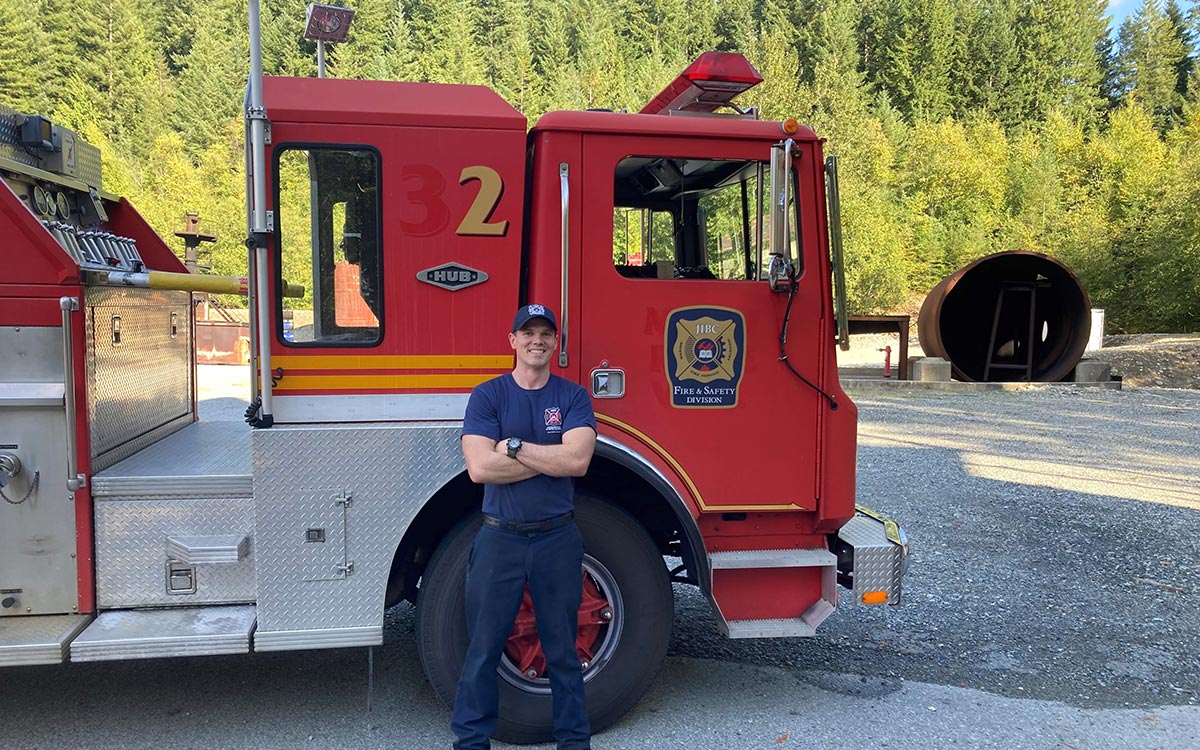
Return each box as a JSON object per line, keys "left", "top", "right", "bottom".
{"left": 665, "top": 306, "right": 745, "bottom": 408}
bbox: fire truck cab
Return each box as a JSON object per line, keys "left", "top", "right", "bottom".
{"left": 0, "top": 48, "right": 908, "bottom": 743}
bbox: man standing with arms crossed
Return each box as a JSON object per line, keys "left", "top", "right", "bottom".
{"left": 453, "top": 304, "right": 597, "bottom": 750}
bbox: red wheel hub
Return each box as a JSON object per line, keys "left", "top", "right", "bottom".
{"left": 504, "top": 572, "right": 611, "bottom": 679}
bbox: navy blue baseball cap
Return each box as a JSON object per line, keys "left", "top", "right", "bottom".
{"left": 512, "top": 303, "right": 558, "bottom": 332}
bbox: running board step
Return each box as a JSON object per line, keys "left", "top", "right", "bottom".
{"left": 0, "top": 615, "right": 92, "bottom": 666}
{"left": 722, "top": 611, "right": 834, "bottom": 639}
{"left": 709, "top": 548, "right": 837, "bottom": 569}
{"left": 710, "top": 549, "right": 839, "bottom": 638}
{"left": 70, "top": 605, "right": 256, "bottom": 662}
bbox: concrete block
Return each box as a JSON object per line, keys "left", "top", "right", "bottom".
{"left": 912, "top": 357, "right": 952, "bottom": 382}
{"left": 1075, "top": 360, "right": 1112, "bottom": 383}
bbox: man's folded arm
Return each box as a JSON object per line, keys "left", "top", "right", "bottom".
{"left": 515, "top": 427, "right": 596, "bottom": 478}
{"left": 462, "top": 434, "right": 539, "bottom": 484}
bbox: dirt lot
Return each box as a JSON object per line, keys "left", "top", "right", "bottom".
{"left": 1099, "top": 333, "right": 1200, "bottom": 389}
{"left": 837, "top": 331, "right": 1200, "bottom": 389}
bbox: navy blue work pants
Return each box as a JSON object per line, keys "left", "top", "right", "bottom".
{"left": 451, "top": 522, "right": 590, "bottom": 750}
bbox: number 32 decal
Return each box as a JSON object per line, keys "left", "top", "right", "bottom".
{"left": 398, "top": 164, "right": 509, "bottom": 238}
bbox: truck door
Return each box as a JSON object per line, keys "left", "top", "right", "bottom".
{"left": 264, "top": 115, "right": 526, "bottom": 422}
{"left": 578, "top": 135, "right": 827, "bottom": 510}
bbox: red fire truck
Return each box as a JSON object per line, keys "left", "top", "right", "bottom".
{"left": 0, "top": 7, "right": 908, "bottom": 743}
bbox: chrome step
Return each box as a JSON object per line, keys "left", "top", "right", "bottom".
{"left": 0, "top": 615, "right": 92, "bottom": 666}
{"left": 70, "top": 605, "right": 255, "bottom": 662}
{"left": 709, "top": 548, "right": 837, "bottom": 569}
{"left": 167, "top": 534, "right": 250, "bottom": 564}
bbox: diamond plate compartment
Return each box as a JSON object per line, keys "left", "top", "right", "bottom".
{"left": 95, "top": 497, "right": 255, "bottom": 608}
{"left": 830, "top": 513, "right": 908, "bottom": 605}
{"left": 85, "top": 287, "right": 192, "bottom": 467}
{"left": 0, "top": 103, "right": 39, "bottom": 169}
{"left": 252, "top": 422, "right": 465, "bottom": 642}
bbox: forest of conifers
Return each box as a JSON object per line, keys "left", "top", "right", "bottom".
{"left": 2, "top": 0, "right": 1198, "bottom": 331}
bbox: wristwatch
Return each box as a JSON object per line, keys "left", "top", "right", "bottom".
{"left": 506, "top": 437, "right": 523, "bottom": 459}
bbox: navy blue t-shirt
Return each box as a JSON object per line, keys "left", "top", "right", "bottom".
{"left": 462, "top": 373, "right": 597, "bottom": 522}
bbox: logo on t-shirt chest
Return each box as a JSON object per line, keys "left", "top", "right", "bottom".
{"left": 544, "top": 407, "right": 562, "bottom": 433}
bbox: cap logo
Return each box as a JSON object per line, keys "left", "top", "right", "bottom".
{"left": 528, "top": 304, "right": 546, "bottom": 316}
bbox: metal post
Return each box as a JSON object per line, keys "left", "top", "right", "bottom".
{"left": 318, "top": 40, "right": 326, "bottom": 78}
{"left": 60, "top": 298, "right": 86, "bottom": 491}
{"left": 247, "top": 0, "right": 274, "bottom": 425}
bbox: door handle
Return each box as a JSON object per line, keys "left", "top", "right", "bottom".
{"left": 559, "top": 163, "right": 570, "bottom": 368}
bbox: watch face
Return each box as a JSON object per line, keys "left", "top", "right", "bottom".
{"left": 507, "top": 438, "right": 521, "bottom": 450}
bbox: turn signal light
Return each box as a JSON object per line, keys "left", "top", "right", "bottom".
{"left": 781, "top": 118, "right": 799, "bottom": 135}
{"left": 862, "top": 591, "right": 889, "bottom": 605}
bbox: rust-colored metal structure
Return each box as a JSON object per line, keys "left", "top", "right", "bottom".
{"left": 918, "top": 251, "right": 1091, "bottom": 383}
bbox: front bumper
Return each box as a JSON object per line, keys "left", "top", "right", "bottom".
{"left": 829, "top": 505, "right": 910, "bottom": 606}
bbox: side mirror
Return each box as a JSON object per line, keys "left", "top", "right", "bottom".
{"left": 767, "top": 139, "right": 795, "bottom": 292}
{"left": 825, "top": 155, "right": 850, "bottom": 350}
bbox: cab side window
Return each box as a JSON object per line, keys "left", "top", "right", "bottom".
{"left": 612, "top": 156, "right": 801, "bottom": 281}
{"left": 275, "top": 146, "right": 382, "bottom": 346}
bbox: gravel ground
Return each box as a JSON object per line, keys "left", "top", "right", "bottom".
{"left": 197, "top": 368, "right": 1200, "bottom": 711}
{"left": 5, "top": 371, "right": 1189, "bottom": 748}
{"left": 668, "top": 387, "right": 1200, "bottom": 709}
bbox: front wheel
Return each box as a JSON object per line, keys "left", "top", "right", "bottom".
{"left": 416, "top": 496, "right": 673, "bottom": 744}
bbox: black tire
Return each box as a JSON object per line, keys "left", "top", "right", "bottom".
{"left": 416, "top": 495, "right": 673, "bottom": 745}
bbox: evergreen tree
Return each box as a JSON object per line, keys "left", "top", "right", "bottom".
{"left": 328, "top": 0, "right": 399, "bottom": 80}
{"left": 174, "top": 0, "right": 245, "bottom": 154}
{"left": 262, "top": 0, "right": 313, "bottom": 77}
{"left": 1113, "top": 0, "right": 1190, "bottom": 130}
{"left": 713, "top": 0, "right": 754, "bottom": 52}
{"left": 0, "top": 0, "right": 50, "bottom": 111}
{"left": 530, "top": 0, "right": 580, "bottom": 113}
{"left": 40, "top": 0, "right": 109, "bottom": 124}
{"left": 961, "top": 0, "right": 1023, "bottom": 127}
{"left": 574, "top": 0, "right": 632, "bottom": 109}
{"left": 1165, "top": 0, "right": 1196, "bottom": 103}
{"left": 1014, "top": 0, "right": 1107, "bottom": 126}
{"left": 385, "top": 0, "right": 422, "bottom": 81}
{"left": 481, "top": 0, "right": 535, "bottom": 110}
{"left": 420, "top": 0, "right": 486, "bottom": 85}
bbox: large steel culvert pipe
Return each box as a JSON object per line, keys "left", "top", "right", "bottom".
{"left": 918, "top": 251, "right": 1091, "bottom": 383}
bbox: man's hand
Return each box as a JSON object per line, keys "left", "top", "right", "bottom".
{"left": 514, "top": 427, "right": 596, "bottom": 478}
{"left": 462, "top": 435, "right": 539, "bottom": 484}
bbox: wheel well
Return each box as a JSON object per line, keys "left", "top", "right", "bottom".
{"left": 384, "top": 455, "right": 703, "bottom": 608}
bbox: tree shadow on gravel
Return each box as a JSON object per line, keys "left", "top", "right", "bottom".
{"left": 669, "top": 429, "right": 1200, "bottom": 709}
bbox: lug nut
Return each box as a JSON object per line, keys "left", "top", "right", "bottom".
{"left": 581, "top": 660, "right": 591, "bottom": 670}
{"left": 601, "top": 607, "right": 613, "bottom": 621}
{"left": 525, "top": 668, "right": 538, "bottom": 679}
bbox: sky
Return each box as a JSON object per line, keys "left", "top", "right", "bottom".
{"left": 1108, "top": 0, "right": 1139, "bottom": 29}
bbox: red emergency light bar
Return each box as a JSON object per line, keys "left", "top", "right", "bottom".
{"left": 639, "top": 52, "right": 764, "bottom": 116}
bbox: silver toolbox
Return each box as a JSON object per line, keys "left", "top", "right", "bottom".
{"left": 85, "top": 286, "right": 193, "bottom": 472}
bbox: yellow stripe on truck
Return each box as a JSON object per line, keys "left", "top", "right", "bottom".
{"left": 273, "top": 373, "right": 496, "bottom": 391}
{"left": 272, "top": 355, "right": 513, "bottom": 370}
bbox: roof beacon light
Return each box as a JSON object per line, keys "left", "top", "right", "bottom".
{"left": 304, "top": 3, "right": 355, "bottom": 43}
{"left": 639, "top": 52, "right": 764, "bottom": 116}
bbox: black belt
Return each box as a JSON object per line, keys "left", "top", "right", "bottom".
{"left": 483, "top": 511, "right": 574, "bottom": 533}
